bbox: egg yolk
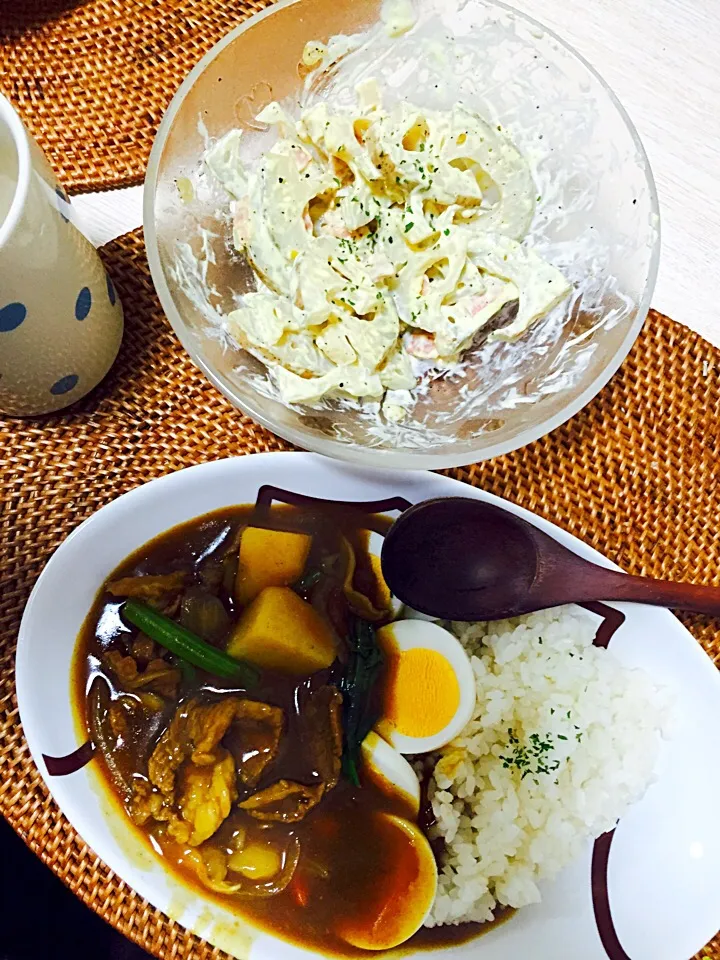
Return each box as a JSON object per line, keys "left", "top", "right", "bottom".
{"left": 384, "top": 647, "right": 460, "bottom": 738}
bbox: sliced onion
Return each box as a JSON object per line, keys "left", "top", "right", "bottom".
{"left": 180, "top": 588, "right": 231, "bottom": 643}
{"left": 187, "top": 834, "right": 300, "bottom": 899}
{"left": 87, "top": 676, "right": 133, "bottom": 799}
{"left": 340, "top": 538, "right": 387, "bottom": 621}
{"left": 228, "top": 835, "right": 301, "bottom": 898}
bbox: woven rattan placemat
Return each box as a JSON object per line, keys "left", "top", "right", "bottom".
{"left": 0, "top": 0, "right": 272, "bottom": 192}
{"left": 0, "top": 227, "right": 718, "bottom": 958}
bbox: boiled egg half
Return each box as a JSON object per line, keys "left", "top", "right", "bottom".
{"left": 336, "top": 811, "right": 437, "bottom": 951}
{"left": 375, "top": 619, "right": 476, "bottom": 754}
{"left": 360, "top": 730, "right": 420, "bottom": 816}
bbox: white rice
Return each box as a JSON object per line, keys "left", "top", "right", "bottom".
{"left": 422, "top": 606, "right": 672, "bottom": 927}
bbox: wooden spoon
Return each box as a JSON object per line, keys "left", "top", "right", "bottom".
{"left": 381, "top": 497, "right": 720, "bottom": 622}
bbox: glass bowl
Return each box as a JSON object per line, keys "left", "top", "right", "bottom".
{"left": 144, "top": 0, "right": 660, "bottom": 469}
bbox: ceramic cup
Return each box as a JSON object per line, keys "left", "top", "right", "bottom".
{"left": 0, "top": 93, "right": 123, "bottom": 416}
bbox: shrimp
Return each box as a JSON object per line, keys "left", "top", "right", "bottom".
{"left": 469, "top": 292, "right": 496, "bottom": 315}
{"left": 233, "top": 197, "right": 251, "bottom": 248}
{"left": 293, "top": 146, "right": 313, "bottom": 172}
{"left": 405, "top": 332, "right": 438, "bottom": 360}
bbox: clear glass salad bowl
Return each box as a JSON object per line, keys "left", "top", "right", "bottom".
{"left": 144, "top": 0, "right": 660, "bottom": 469}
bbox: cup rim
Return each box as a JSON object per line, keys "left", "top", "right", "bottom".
{"left": 0, "top": 92, "right": 31, "bottom": 253}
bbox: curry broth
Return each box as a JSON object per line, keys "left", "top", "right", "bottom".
{"left": 73, "top": 503, "right": 498, "bottom": 956}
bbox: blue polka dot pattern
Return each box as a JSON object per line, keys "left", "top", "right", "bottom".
{"left": 106, "top": 274, "right": 117, "bottom": 307}
{"left": 0, "top": 302, "right": 27, "bottom": 332}
{"left": 75, "top": 287, "right": 92, "bottom": 321}
{"left": 50, "top": 374, "right": 79, "bottom": 396}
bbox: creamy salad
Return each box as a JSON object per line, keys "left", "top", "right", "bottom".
{"left": 206, "top": 69, "right": 571, "bottom": 419}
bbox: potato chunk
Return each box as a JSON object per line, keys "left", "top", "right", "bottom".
{"left": 236, "top": 527, "right": 312, "bottom": 605}
{"left": 227, "top": 586, "right": 336, "bottom": 675}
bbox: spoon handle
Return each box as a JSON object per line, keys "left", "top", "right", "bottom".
{"left": 587, "top": 567, "right": 720, "bottom": 616}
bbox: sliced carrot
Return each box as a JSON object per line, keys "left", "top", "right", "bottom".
{"left": 289, "top": 873, "right": 310, "bottom": 908}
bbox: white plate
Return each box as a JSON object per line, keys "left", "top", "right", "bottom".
{"left": 16, "top": 452, "right": 720, "bottom": 960}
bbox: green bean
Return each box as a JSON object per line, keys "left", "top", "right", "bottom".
{"left": 122, "top": 600, "right": 259, "bottom": 684}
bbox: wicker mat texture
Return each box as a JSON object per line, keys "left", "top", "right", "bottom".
{"left": 0, "top": 0, "right": 273, "bottom": 192}
{"left": 0, "top": 227, "right": 718, "bottom": 958}
{"left": 1, "top": 0, "right": 718, "bottom": 956}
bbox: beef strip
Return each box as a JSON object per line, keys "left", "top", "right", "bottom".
{"left": 238, "top": 685, "right": 343, "bottom": 823}
{"left": 104, "top": 650, "right": 181, "bottom": 698}
{"left": 223, "top": 699, "right": 284, "bottom": 787}
{"left": 106, "top": 571, "right": 186, "bottom": 604}
{"left": 134, "top": 697, "right": 285, "bottom": 845}
{"left": 238, "top": 780, "right": 325, "bottom": 822}
{"left": 304, "top": 685, "right": 343, "bottom": 790}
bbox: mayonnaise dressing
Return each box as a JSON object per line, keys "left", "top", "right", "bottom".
{"left": 206, "top": 83, "right": 570, "bottom": 416}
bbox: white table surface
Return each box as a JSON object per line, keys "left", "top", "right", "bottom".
{"left": 73, "top": 0, "right": 720, "bottom": 347}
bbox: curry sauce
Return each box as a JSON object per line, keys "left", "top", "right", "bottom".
{"left": 73, "top": 503, "right": 501, "bottom": 956}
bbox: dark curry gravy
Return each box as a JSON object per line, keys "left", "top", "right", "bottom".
{"left": 73, "top": 504, "right": 512, "bottom": 957}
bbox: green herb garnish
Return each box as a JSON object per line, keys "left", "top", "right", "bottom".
{"left": 500, "top": 729, "right": 562, "bottom": 779}
{"left": 122, "top": 600, "right": 259, "bottom": 684}
{"left": 337, "top": 617, "right": 384, "bottom": 786}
